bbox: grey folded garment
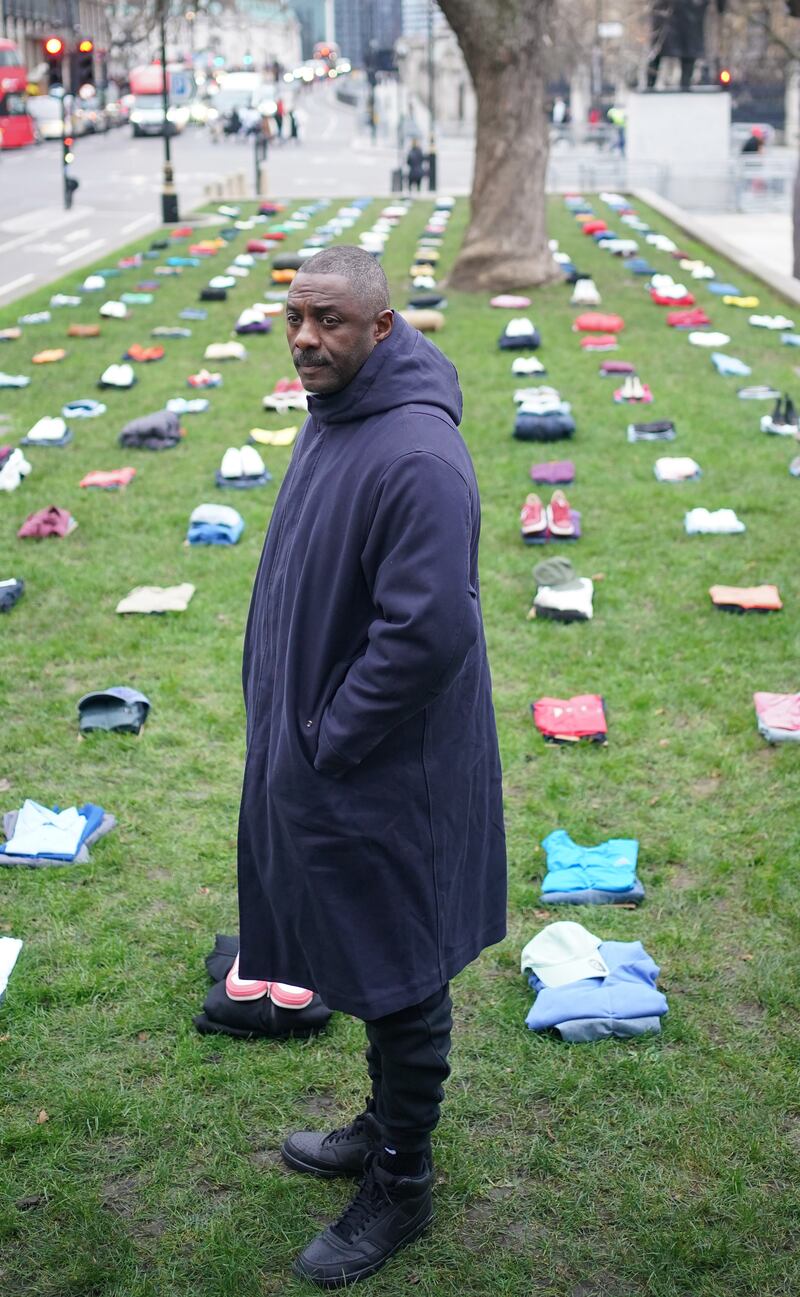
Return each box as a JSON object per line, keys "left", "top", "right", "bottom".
{"left": 20, "top": 429, "right": 74, "bottom": 448}
{"left": 0, "top": 810, "right": 116, "bottom": 867}
{"left": 541, "top": 879, "right": 645, "bottom": 905}
{"left": 757, "top": 722, "right": 800, "bottom": 744}
{"left": 533, "top": 556, "right": 583, "bottom": 591}
{"left": 555, "top": 1016, "right": 661, "bottom": 1043}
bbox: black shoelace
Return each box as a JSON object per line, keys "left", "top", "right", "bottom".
{"left": 330, "top": 1161, "right": 391, "bottom": 1243}
{"left": 322, "top": 1114, "right": 366, "bottom": 1147}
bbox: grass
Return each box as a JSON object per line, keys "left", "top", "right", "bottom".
{"left": 0, "top": 192, "right": 799, "bottom": 1297}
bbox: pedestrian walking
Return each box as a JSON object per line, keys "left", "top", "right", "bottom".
{"left": 406, "top": 138, "right": 425, "bottom": 191}
{"left": 237, "top": 245, "right": 507, "bottom": 1287}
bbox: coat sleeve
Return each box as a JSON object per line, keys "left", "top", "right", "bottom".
{"left": 314, "top": 449, "right": 480, "bottom": 777}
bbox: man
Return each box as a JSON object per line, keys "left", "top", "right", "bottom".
{"left": 406, "top": 138, "right": 425, "bottom": 191}
{"left": 237, "top": 246, "right": 506, "bottom": 1287}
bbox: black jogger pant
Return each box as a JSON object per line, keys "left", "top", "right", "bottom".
{"left": 363, "top": 984, "right": 452, "bottom": 1153}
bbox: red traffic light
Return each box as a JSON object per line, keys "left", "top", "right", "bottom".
{"left": 719, "top": 68, "right": 732, "bottom": 85}
{"left": 45, "top": 36, "right": 64, "bottom": 56}
{"left": 64, "top": 136, "right": 74, "bottom": 147}
{"left": 78, "top": 39, "right": 94, "bottom": 53}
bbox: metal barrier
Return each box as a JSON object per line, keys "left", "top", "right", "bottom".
{"left": 547, "top": 151, "right": 796, "bottom": 214}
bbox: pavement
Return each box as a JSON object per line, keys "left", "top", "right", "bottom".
{"left": 0, "top": 84, "right": 472, "bottom": 307}
{"left": 690, "top": 212, "right": 793, "bottom": 281}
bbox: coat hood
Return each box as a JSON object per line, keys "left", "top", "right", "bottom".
{"left": 307, "top": 312, "right": 462, "bottom": 427}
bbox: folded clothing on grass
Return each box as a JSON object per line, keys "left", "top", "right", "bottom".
{"left": 0, "top": 800, "right": 115, "bottom": 867}
{"left": 187, "top": 503, "right": 244, "bottom": 546}
{"left": 532, "top": 694, "right": 607, "bottom": 743}
{"left": 17, "top": 506, "right": 76, "bottom": 539}
{"left": 116, "top": 583, "right": 195, "bottom": 614}
{"left": 539, "top": 829, "right": 642, "bottom": 903}
{"left": 753, "top": 691, "right": 800, "bottom": 743}
{"left": 521, "top": 922, "right": 667, "bottom": 1041}
{"left": 710, "top": 584, "right": 782, "bottom": 612}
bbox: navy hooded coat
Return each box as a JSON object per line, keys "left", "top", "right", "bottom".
{"left": 237, "top": 313, "right": 507, "bottom": 1019}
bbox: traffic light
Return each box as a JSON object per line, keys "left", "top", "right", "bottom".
{"left": 719, "top": 67, "right": 732, "bottom": 88}
{"left": 77, "top": 39, "right": 94, "bottom": 89}
{"left": 44, "top": 35, "right": 65, "bottom": 87}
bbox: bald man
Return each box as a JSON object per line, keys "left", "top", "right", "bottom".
{"left": 237, "top": 246, "right": 507, "bottom": 1286}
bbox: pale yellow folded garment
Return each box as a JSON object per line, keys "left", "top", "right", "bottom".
{"left": 205, "top": 341, "right": 247, "bottom": 362}
{"left": 399, "top": 309, "right": 445, "bottom": 333}
{"left": 116, "top": 583, "right": 195, "bottom": 614}
{"left": 249, "top": 425, "right": 299, "bottom": 446}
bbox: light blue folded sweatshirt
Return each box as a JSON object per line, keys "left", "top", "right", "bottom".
{"left": 541, "top": 829, "right": 639, "bottom": 894}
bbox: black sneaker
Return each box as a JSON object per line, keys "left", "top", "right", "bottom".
{"left": 292, "top": 1153, "right": 433, "bottom": 1288}
{"left": 785, "top": 394, "right": 798, "bottom": 426}
{"left": 281, "top": 1105, "right": 377, "bottom": 1179}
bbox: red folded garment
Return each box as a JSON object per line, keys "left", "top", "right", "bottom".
{"left": 581, "top": 220, "right": 607, "bottom": 235}
{"left": 573, "top": 312, "right": 625, "bottom": 333}
{"left": 171, "top": 226, "right": 193, "bottom": 239}
{"left": 651, "top": 291, "right": 696, "bottom": 307}
{"left": 599, "top": 360, "right": 635, "bottom": 375}
{"left": 125, "top": 344, "right": 165, "bottom": 363}
{"left": 80, "top": 467, "right": 137, "bottom": 490}
{"left": 753, "top": 691, "right": 800, "bottom": 732}
{"left": 580, "top": 334, "right": 618, "bottom": 351}
{"left": 17, "top": 506, "right": 76, "bottom": 539}
{"left": 667, "top": 308, "right": 711, "bottom": 328}
{"left": 532, "top": 694, "right": 608, "bottom": 743}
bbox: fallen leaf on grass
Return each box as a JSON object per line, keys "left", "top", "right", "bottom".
{"left": 136, "top": 1031, "right": 150, "bottom": 1042}
{"left": 198, "top": 886, "right": 210, "bottom": 895}
{"left": 0, "top": 778, "right": 10, "bottom": 792}
{"left": 35, "top": 1110, "right": 49, "bottom": 1124}
{"left": 0, "top": 1034, "right": 10, "bottom": 1043}
{"left": 15, "top": 1195, "right": 46, "bottom": 1211}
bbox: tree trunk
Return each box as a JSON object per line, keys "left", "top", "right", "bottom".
{"left": 438, "top": 0, "right": 558, "bottom": 292}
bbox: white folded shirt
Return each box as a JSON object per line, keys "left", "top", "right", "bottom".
{"left": 685, "top": 507, "right": 745, "bottom": 535}
{"left": 3, "top": 799, "right": 87, "bottom": 858}
{"left": 504, "top": 317, "right": 537, "bottom": 338}
{"left": 190, "top": 503, "right": 243, "bottom": 529}
{"left": 688, "top": 331, "right": 730, "bottom": 347}
{"left": 26, "top": 415, "right": 68, "bottom": 441}
{"left": 534, "top": 578, "right": 594, "bottom": 619}
{"left": 654, "top": 456, "right": 701, "bottom": 482}
{"left": 0, "top": 936, "right": 23, "bottom": 1001}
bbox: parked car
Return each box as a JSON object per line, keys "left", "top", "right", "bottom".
{"left": 28, "top": 93, "right": 88, "bottom": 139}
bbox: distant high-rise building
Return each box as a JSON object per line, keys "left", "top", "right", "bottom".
{"left": 334, "top": 0, "right": 402, "bottom": 67}
{"left": 292, "top": 0, "right": 327, "bottom": 60}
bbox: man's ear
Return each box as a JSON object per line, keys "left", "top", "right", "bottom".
{"left": 374, "top": 309, "right": 394, "bottom": 343}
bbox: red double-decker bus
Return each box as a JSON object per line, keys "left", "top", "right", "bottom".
{"left": 0, "top": 38, "right": 35, "bottom": 148}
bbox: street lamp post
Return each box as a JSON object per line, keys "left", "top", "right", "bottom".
{"left": 159, "top": 0, "right": 180, "bottom": 223}
{"left": 426, "top": 0, "right": 437, "bottom": 190}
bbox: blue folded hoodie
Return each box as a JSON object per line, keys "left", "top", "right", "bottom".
{"left": 525, "top": 939, "right": 668, "bottom": 1034}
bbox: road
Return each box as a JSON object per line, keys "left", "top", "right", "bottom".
{"left": 0, "top": 85, "right": 473, "bottom": 307}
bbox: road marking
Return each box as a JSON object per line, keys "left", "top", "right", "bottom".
{"left": 0, "top": 273, "right": 35, "bottom": 298}
{"left": 56, "top": 237, "right": 106, "bottom": 266}
{"left": 64, "top": 227, "right": 90, "bottom": 243}
{"left": 121, "top": 214, "right": 155, "bottom": 235}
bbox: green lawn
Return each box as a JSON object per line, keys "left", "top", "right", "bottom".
{"left": 0, "top": 193, "right": 798, "bottom": 1297}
